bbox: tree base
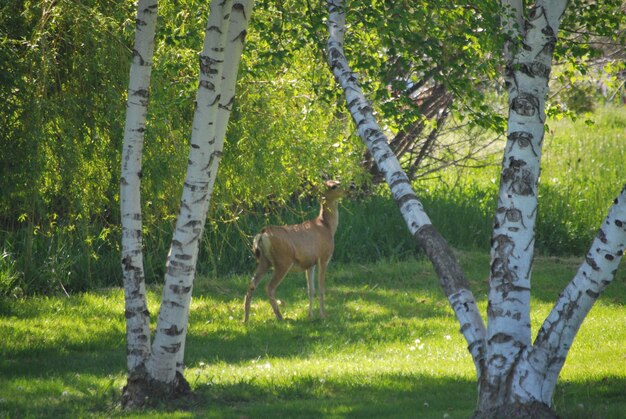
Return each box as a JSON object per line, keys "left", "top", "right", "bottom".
{"left": 121, "top": 366, "right": 192, "bottom": 409}
{"left": 473, "top": 401, "right": 559, "bottom": 419}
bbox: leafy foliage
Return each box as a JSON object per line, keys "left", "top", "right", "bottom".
{"left": 0, "top": 0, "right": 625, "bottom": 294}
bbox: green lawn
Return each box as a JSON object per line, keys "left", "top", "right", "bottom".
{"left": 1, "top": 253, "right": 625, "bottom": 418}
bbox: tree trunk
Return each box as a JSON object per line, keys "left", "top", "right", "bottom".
{"left": 325, "top": 0, "right": 626, "bottom": 417}
{"left": 473, "top": 185, "right": 626, "bottom": 416}
{"left": 120, "top": 0, "right": 157, "bottom": 374}
{"left": 147, "top": 0, "right": 234, "bottom": 384}
{"left": 169, "top": 2, "right": 255, "bottom": 373}
{"left": 478, "top": 0, "right": 568, "bottom": 411}
{"left": 516, "top": 185, "right": 626, "bottom": 403}
{"left": 121, "top": 0, "right": 254, "bottom": 407}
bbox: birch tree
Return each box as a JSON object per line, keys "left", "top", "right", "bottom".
{"left": 120, "top": 0, "right": 157, "bottom": 375}
{"left": 325, "top": 0, "right": 626, "bottom": 416}
{"left": 120, "top": 0, "right": 254, "bottom": 407}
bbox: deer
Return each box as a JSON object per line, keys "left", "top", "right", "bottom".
{"left": 243, "top": 180, "right": 352, "bottom": 322}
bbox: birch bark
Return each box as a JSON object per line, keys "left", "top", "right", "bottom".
{"left": 326, "top": 0, "right": 626, "bottom": 416}
{"left": 121, "top": 0, "right": 254, "bottom": 407}
{"left": 325, "top": 0, "right": 487, "bottom": 376}
{"left": 147, "top": 0, "right": 234, "bottom": 384}
{"left": 120, "top": 0, "right": 157, "bottom": 373}
{"left": 172, "top": 0, "right": 255, "bottom": 376}
{"left": 480, "top": 0, "right": 567, "bottom": 409}
{"left": 517, "top": 185, "right": 626, "bottom": 403}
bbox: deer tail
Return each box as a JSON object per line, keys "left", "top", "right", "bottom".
{"left": 252, "top": 231, "right": 271, "bottom": 260}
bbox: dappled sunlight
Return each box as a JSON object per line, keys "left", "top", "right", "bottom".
{"left": 344, "top": 297, "right": 392, "bottom": 318}
{"left": 0, "top": 371, "right": 124, "bottom": 417}
{"left": 1, "top": 256, "right": 624, "bottom": 417}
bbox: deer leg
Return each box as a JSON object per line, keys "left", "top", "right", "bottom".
{"left": 243, "top": 257, "right": 270, "bottom": 323}
{"left": 266, "top": 264, "right": 291, "bottom": 320}
{"left": 305, "top": 266, "right": 316, "bottom": 318}
{"left": 317, "top": 260, "right": 328, "bottom": 318}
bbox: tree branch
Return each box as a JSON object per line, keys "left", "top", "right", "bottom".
{"left": 530, "top": 185, "right": 626, "bottom": 401}
{"left": 325, "top": 0, "right": 487, "bottom": 376}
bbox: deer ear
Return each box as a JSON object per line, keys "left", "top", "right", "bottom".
{"left": 320, "top": 172, "right": 330, "bottom": 181}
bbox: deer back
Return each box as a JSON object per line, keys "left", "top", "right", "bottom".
{"left": 257, "top": 218, "right": 335, "bottom": 271}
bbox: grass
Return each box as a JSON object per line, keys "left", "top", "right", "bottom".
{"left": 428, "top": 106, "right": 626, "bottom": 253}
{"left": 1, "top": 252, "right": 625, "bottom": 418}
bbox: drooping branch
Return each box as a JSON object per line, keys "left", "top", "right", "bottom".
{"left": 120, "top": 0, "right": 158, "bottom": 373}
{"left": 326, "top": 0, "right": 486, "bottom": 375}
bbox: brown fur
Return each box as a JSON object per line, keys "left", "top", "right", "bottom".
{"left": 243, "top": 180, "right": 350, "bottom": 322}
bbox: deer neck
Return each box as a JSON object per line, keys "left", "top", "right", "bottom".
{"left": 319, "top": 197, "right": 340, "bottom": 236}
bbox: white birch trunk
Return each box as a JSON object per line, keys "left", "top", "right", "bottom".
{"left": 213, "top": 0, "right": 255, "bottom": 152}
{"left": 120, "top": 0, "right": 157, "bottom": 373}
{"left": 479, "top": 1, "right": 568, "bottom": 410}
{"left": 147, "top": 0, "right": 232, "bottom": 383}
{"left": 172, "top": 0, "right": 255, "bottom": 376}
{"left": 146, "top": 0, "right": 256, "bottom": 384}
{"left": 325, "top": 0, "right": 487, "bottom": 376}
{"left": 512, "top": 185, "right": 626, "bottom": 404}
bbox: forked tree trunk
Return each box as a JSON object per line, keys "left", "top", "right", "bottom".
{"left": 120, "top": 0, "right": 254, "bottom": 407}
{"left": 148, "top": 0, "right": 255, "bottom": 382}
{"left": 325, "top": 0, "right": 626, "bottom": 417}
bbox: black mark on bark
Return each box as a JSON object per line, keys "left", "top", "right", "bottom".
{"left": 162, "top": 324, "right": 185, "bottom": 336}
{"left": 511, "top": 92, "right": 539, "bottom": 117}
{"left": 161, "top": 343, "right": 181, "bottom": 354}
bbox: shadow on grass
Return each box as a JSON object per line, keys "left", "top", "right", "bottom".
{"left": 185, "top": 255, "right": 626, "bottom": 369}
{"left": 196, "top": 372, "right": 477, "bottom": 418}
{"left": 1, "top": 255, "right": 624, "bottom": 418}
{"left": 2, "top": 355, "right": 625, "bottom": 419}
{"left": 195, "top": 374, "right": 626, "bottom": 418}
{"left": 1, "top": 269, "right": 625, "bottom": 418}
{"left": 185, "top": 270, "right": 459, "bottom": 365}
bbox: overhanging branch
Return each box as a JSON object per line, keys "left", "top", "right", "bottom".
{"left": 325, "top": 0, "right": 487, "bottom": 375}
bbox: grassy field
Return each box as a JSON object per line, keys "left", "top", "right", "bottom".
{"left": 1, "top": 252, "right": 625, "bottom": 418}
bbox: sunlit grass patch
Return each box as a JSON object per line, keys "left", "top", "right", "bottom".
{"left": 1, "top": 253, "right": 624, "bottom": 417}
